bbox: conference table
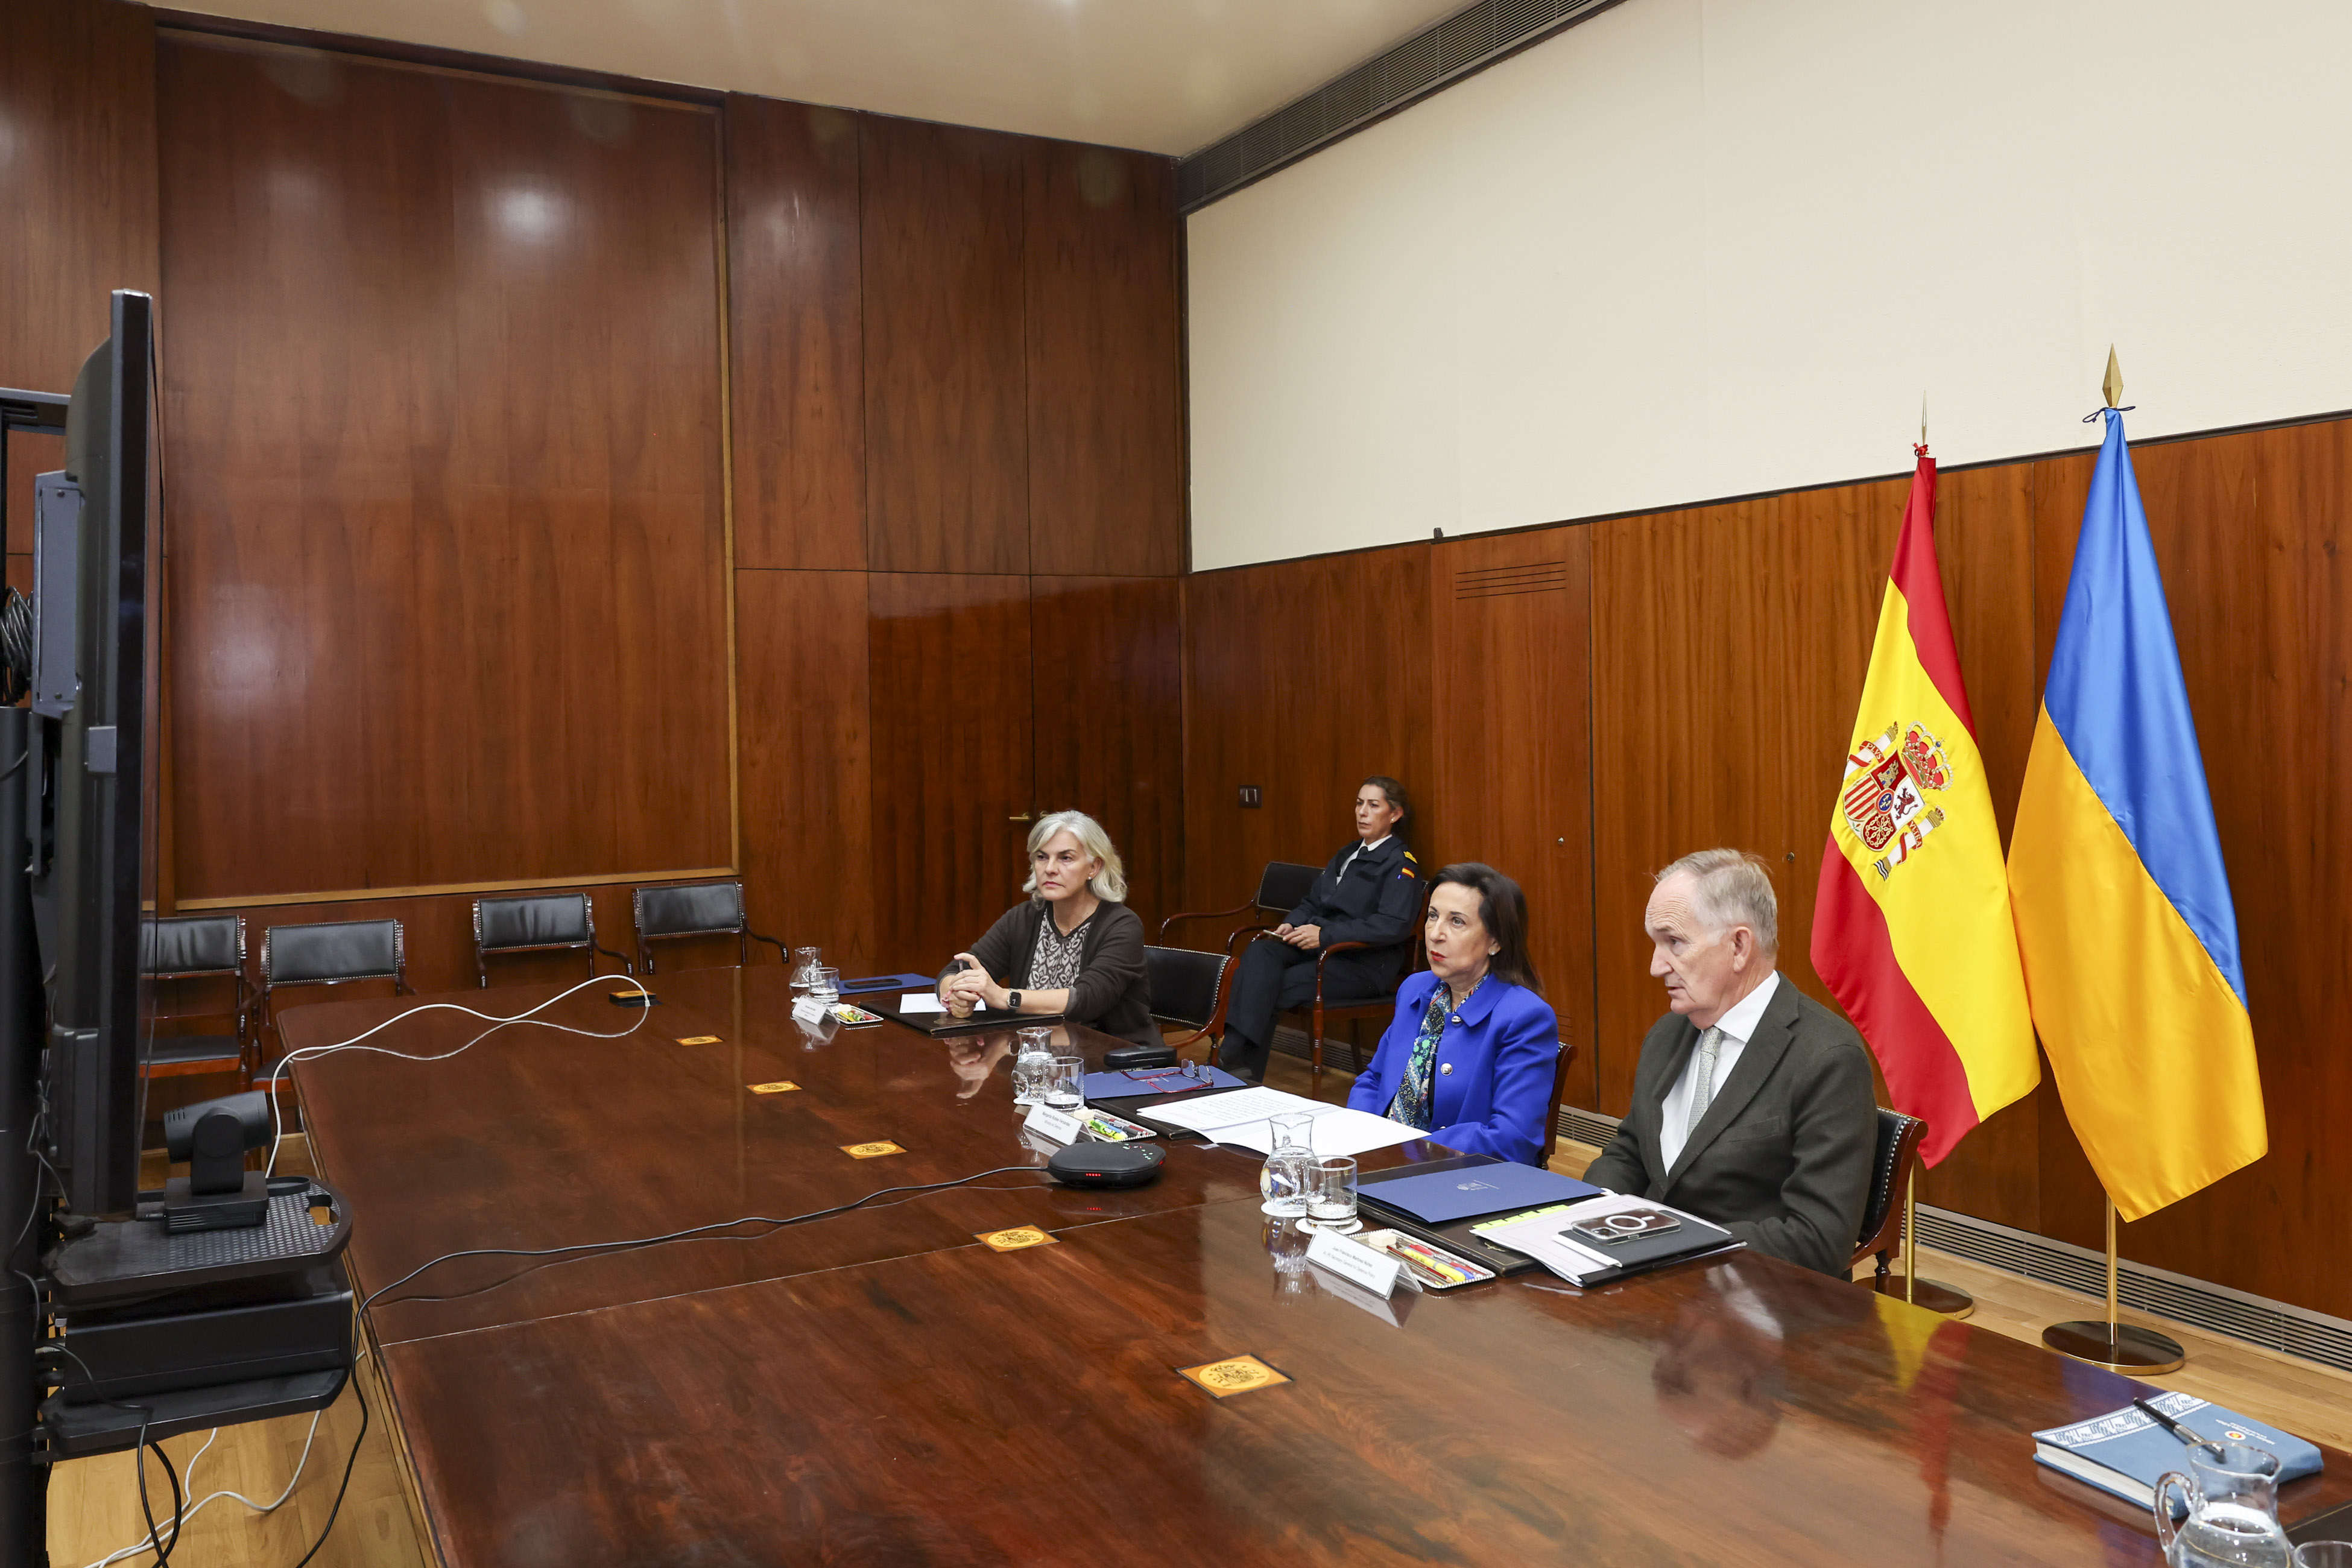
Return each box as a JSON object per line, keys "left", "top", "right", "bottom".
{"left": 283, "top": 965, "right": 2352, "bottom": 1566}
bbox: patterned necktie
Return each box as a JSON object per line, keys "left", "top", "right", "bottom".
{"left": 1683, "top": 1026, "right": 1725, "bottom": 1142}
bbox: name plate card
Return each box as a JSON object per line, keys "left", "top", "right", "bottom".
{"left": 1306, "top": 1228, "right": 1405, "bottom": 1298}
{"left": 1023, "top": 1102, "right": 1086, "bottom": 1145}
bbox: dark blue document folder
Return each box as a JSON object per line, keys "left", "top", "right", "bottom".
{"left": 1359, "top": 1160, "right": 1602, "bottom": 1225}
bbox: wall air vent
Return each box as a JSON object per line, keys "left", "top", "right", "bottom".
{"left": 1178, "top": 0, "right": 1628, "bottom": 213}
{"left": 1455, "top": 561, "right": 1568, "bottom": 599}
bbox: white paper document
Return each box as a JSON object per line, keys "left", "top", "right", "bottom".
{"left": 896, "top": 993, "right": 947, "bottom": 1014}
{"left": 1139, "top": 1086, "right": 1423, "bottom": 1157}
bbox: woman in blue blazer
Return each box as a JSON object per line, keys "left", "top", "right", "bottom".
{"left": 1348, "top": 862, "right": 1558, "bottom": 1165}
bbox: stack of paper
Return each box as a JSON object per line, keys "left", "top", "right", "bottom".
{"left": 1474, "top": 1195, "right": 1738, "bottom": 1286}
{"left": 1138, "top": 1086, "right": 1423, "bottom": 1158}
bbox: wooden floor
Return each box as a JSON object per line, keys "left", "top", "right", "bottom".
{"left": 48, "top": 1059, "right": 2352, "bottom": 1566}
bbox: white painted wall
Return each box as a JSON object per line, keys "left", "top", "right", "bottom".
{"left": 1186, "top": 0, "right": 2352, "bottom": 569}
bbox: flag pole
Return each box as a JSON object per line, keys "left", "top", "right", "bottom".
{"left": 1900, "top": 1167, "right": 1974, "bottom": 1318}
{"left": 2041, "top": 1195, "right": 2184, "bottom": 1373}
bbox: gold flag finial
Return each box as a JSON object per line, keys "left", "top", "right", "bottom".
{"left": 2102, "top": 346, "right": 2124, "bottom": 409}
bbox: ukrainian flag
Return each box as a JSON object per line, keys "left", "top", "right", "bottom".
{"left": 2008, "top": 409, "right": 2265, "bottom": 1221}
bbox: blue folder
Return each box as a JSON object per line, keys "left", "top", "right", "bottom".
{"left": 1359, "top": 1160, "right": 1603, "bottom": 1225}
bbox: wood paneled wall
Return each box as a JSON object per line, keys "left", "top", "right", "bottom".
{"left": 1181, "top": 415, "right": 2352, "bottom": 1321}
{"left": 2, "top": 7, "right": 1183, "bottom": 1026}
{"left": 157, "top": 34, "right": 735, "bottom": 903}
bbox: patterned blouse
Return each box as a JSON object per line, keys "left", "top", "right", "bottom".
{"left": 1027, "top": 906, "right": 1095, "bottom": 991}
{"left": 1389, "top": 975, "right": 1481, "bottom": 1130}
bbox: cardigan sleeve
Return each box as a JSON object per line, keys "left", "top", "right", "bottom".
{"left": 1065, "top": 904, "right": 1146, "bottom": 1026}
{"left": 940, "top": 904, "right": 1029, "bottom": 991}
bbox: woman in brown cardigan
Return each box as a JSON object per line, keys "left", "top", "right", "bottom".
{"left": 937, "top": 810, "right": 1158, "bottom": 1049}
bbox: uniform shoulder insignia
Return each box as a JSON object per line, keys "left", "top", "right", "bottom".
{"left": 1403, "top": 849, "right": 1417, "bottom": 861}
{"left": 1398, "top": 866, "right": 1415, "bottom": 879}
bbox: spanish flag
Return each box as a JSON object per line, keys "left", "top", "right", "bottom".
{"left": 1812, "top": 447, "right": 2039, "bottom": 1166}
{"left": 2008, "top": 409, "right": 2263, "bottom": 1220}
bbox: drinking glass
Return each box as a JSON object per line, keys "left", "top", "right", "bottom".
{"left": 812, "top": 967, "right": 841, "bottom": 1004}
{"left": 1013, "top": 1027, "right": 1055, "bottom": 1105}
{"left": 1045, "top": 1055, "right": 1086, "bottom": 1113}
{"left": 2155, "top": 1441, "right": 2290, "bottom": 1568}
{"left": 2295, "top": 1546, "right": 2352, "bottom": 1568}
{"left": 1258, "top": 1112, "right": 1316, "bottom": 1217}
{"left": 1304, "top": 1157, "right": 1360, "bottom": 1232}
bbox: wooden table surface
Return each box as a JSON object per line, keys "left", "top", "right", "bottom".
{"left": 285, "top": 968, "right": 2352, "bottom": 1566}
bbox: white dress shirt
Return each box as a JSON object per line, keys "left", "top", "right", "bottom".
{"left": 1655, "top": 970, "right": 1781, "bottom": 1174}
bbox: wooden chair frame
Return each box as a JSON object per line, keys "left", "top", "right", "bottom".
{"left": 1539, "top": 1038, "right": 1581, "bottom": 1168}
{"left": 1854, "top": 1110, "right": 1928, "bottom": 1289}
{"left": 142, "top": 915, "right": 256, "bottom": 1087}
{"left": 1158, "top": 862, "right": 1324, "bottom": 956}
{"left": 631, "top": 882, "right": 788, "bottom": 976}
{"left": 1149, "top": 952, "right": 1233, "bottom": 1058}
{"left": 473, "top": 893, "right": 632, "bottom": 988}
{"left": 1263, "top": 877, "right": 1432, "bottom": 1071}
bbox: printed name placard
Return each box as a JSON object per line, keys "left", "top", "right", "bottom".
{"left": 1022, "top": 1103, "right": 1085, "bottom": 1145}
{"left": 1306, "top": 1228, "right": 1404, "bottom": 1298}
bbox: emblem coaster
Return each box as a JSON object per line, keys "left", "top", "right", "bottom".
{"left": 677, "top": 1035, "right": 722, "bottom": 1045}
{"left": 975, "top": 1227, "right": 1058, "bottom": 1253}
{"left": 748, "top": 1081, "right": 799, "bottom": 1094}
{"left": 1176, "top": 1355, "right": 1291, "bottom": 1399}
{"left": 840, "top": 1140, "right": 905, "bottom": 1159}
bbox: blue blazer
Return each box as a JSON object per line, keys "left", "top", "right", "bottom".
{"left": 1347, "top": 971, "right": 1560, "bottom": 1165}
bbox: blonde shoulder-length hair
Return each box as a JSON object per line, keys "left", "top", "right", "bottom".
{"left": 1022, "top": 810, "right": 1128, "bottom": 903}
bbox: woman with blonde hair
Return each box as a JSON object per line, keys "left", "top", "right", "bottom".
{"left": 937, "top": 811, "right": 1157, "bottom": 1049}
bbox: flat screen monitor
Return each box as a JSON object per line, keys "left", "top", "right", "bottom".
{"left": 31, "top": 290, "right": 161, "bottom": 1218}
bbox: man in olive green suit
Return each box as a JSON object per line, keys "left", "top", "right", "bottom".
{"left": 1582, "top": 849, "right": 1879, "bottom": 1277}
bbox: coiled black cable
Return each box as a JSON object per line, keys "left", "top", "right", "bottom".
{"left": 0, "top": 587, "right": 31, "bottom": 706}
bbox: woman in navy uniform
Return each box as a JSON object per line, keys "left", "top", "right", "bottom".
{"left": 1218, "top": 776, "right": 1422, "bottom": 1081}
{"left": 1347, "top": 862, "right": 1558, "bottom": 1164}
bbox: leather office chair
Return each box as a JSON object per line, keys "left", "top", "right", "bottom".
{"left": 1158, "top": 862, "right": 1323, "bottom": 954}
{"left": 1853, "top": 1108, "right": 1928, "bottom": 1290}
{"left": 1145, "top": 946, "right": 1231, "bottom": 1057}
{"left": 473, "top": 891, "right": 630, "bottom": 987}
{"left": 139, "top": 914, "right": 255, "bottom": 1086}
{"left": 631, "top": 880, "right": 785, "bottom": 975}
{"left": 259, "top": 918, "right": 412, "bottom": 1083}
{"left": 1539, "top": 1038, "right": 1581, "bottom": 1168}
{"left": 1265, "top": 876, "right": 1432, "bottom": 1071}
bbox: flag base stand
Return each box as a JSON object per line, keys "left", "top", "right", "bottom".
{"left": 2043, "top": 1198, "right": 2184, "bottom": 1374}
{"left": 1896, "top": 1171, "right": 1974, "bottom": 1318}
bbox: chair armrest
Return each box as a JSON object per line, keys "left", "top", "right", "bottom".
{"left": 590, "top": 940, "right": 634, "bottom": 976}
{"left": 748, "top": 929, "right": 788, "bottom": 963}
{"left": 1158, "top": 900, "right": 1255, "bottom": 943}
{"left": 1311, "top": 941, "right": 1373, "bottom": 1004}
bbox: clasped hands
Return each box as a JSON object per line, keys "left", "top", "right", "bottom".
{"left": 1269, "top": 922, "right": 1324, "bottom": 951}
{"left": 939, "top": 953, "right": 1005, "bottom": 1016}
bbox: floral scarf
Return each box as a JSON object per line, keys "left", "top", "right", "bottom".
{"left": 1389, "top": 975, "right": 1481, "bottom": 1130}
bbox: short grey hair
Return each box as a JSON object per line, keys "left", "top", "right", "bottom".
{"left": 1656, "top": 849, "right": 1777, "bottom": 955}
{"left": 1023, "top": 810, "right": 1128, "bottom": 903}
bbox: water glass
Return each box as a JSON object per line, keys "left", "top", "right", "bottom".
{"left": 1045, "top": 1055, "right": 1086, "bottom": 1113}
{"left": 812, "top": 967, "right": 841, "bottom": 1004}
{"left": 1258, "top": 1112, "right": 1315, "bottom": 1216}
{"left": 1304, "top": 1156, "right": 1359, "bottom": 1231}
{"left": 2295, "top": 1546, "right": 2352, "bottom": 1568}
{"left": 1012, "top": 1027, "right": 1054, "bottom": 1105}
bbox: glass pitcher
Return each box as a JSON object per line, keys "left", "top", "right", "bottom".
{"left": 789, "top": 946, "right": 823, "bottom": 1002}
{"left": 1012, "top": 1027, "right": 1054, "bottom": 1107}
{"left": 2155, "top": 1441, "right": 2292, "bottom": 1568}
{"left": 1258, "top": 1113, "right": 1316, "bottom": 1217}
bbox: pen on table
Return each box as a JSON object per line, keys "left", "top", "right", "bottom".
{"left": 2132, "top": 1397, "right": 2205, "bottom": 1446}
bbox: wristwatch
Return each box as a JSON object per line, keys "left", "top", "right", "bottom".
{"left": 1007, "top": 990, "right": 1023, "bottom": 1013}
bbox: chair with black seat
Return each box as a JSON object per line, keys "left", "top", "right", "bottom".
{"left": 1262, "top": 874, "right": 1434, "bottom": 1072}
{"left": 259, "top": 918, "right": 412, "bottom": 1084}
{"left": 1157, "top": 862, "right": 1323, "bottom": 955}
{"left": 473, "top": 891, "right": 631, "bottom": 987}
{"left": 1145, "top": 946, "right": 1231, "bottom": 1059}
{"left": 1538, "top": 1038, "right": 1582, "bottom": 1168}
{"left": 1853, "top": 1108, "right": 1927, "bottom": 1291}
{"left": 140, "top": 914, "right": 256, "bottom": 1087}
{"left": 631, "top": 880, "right": 786, "bottom": 975}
